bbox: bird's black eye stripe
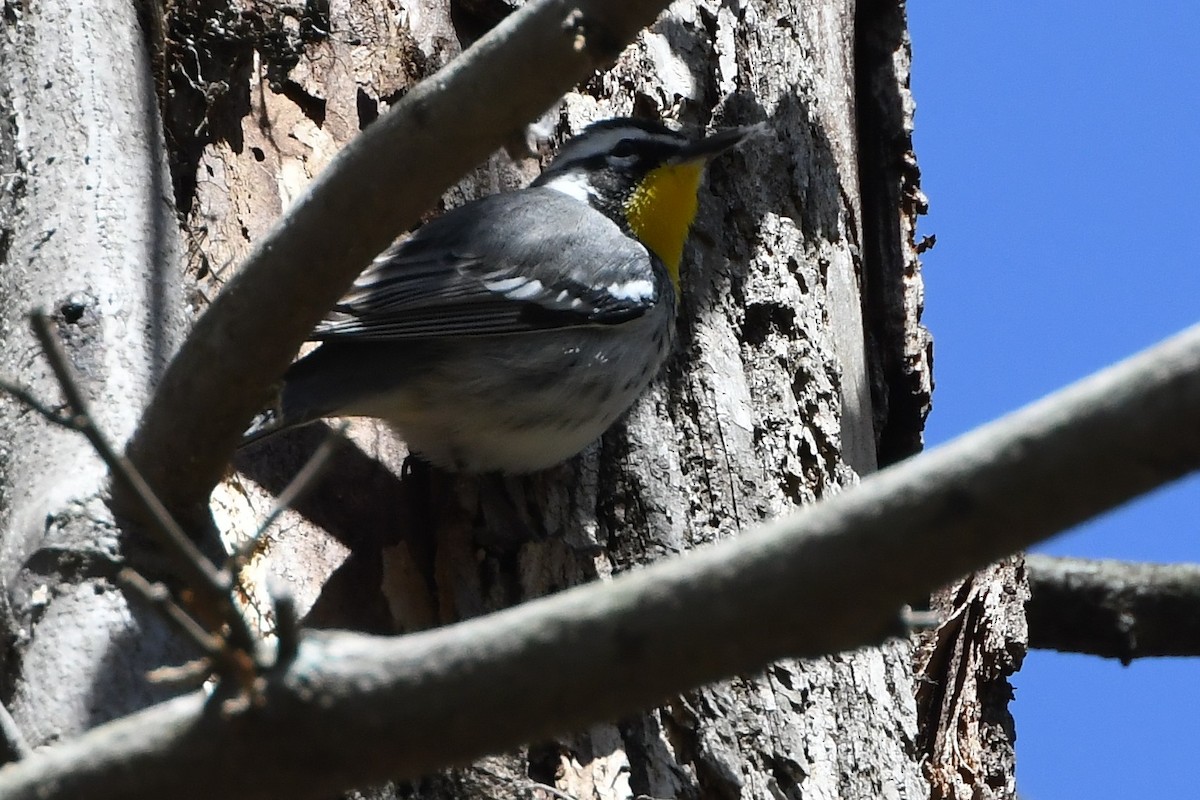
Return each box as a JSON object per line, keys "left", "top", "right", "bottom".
{"left": 609, "top": 138, "right": 639, "bottom": 158}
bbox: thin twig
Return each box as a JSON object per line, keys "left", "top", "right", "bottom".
{"left": 28, "top": 311, "right": 260, "bottom": 666}
{"left": 116, "top": 569, "right": 224, "bottom": 660}
{"left": 0, "top": 378, "right": 80, "bottom": 431}
{"left": 2, "top": 323, "right": 263, "bottom": 679}
{"left": 0, "top": 337, "right": 265, "bottom": 686}
{"left": 230, "top": 422, "right": 348, "bottom": 570}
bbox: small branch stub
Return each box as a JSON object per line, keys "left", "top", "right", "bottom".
{"left": 1026, "top": 554, "right": 1200, "bottom": 662}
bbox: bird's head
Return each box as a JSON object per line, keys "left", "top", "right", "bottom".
{"left": 533, "top": 118, "right": 763, "bottom": 288}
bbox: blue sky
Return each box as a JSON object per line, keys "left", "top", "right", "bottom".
{"left": 907, "top": 3, "right": 1200, "bottom": 798}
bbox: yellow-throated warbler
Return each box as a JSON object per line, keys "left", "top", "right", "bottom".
{"left": 244, "top": 117, "right": 759, "bottom": 472}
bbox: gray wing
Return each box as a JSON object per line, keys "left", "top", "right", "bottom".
{"left": 312, "top": 188, "right": 664, "bottom": 341}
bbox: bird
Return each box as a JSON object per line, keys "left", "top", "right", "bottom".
{"left": 242, "top": 116, "right": 760, "bottom": 473}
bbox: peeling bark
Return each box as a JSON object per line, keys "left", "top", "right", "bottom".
{"left": 917, "top": 559, "right": 1028, "bottom": 800}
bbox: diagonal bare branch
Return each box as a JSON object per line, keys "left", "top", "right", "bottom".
{"left": 0, "top": 322, "right": 1196, "bottom": 800}
{"left": 123, "top": 0, "right": 675, "bottom": 522}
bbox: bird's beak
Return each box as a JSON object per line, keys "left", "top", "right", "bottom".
{"left": 673, "top": 122, "right": 768, "bottom": 164}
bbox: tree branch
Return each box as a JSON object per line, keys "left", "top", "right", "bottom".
{"left": 123, "top": 0, "right": 674, "bottom": 521}
{"left": 0, "top": 324, "right": 1196, "bottom": 799}
{"left": 1026, "top": 553, "right": 1200, "bottom": 662}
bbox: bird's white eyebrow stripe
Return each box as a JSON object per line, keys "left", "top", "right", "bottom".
{"left": 552, "top": 126, "right": 686, "bottom": 165}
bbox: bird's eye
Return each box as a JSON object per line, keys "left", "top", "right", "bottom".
{"left": 608, "top": 138, "right": 639, "bottom": 161}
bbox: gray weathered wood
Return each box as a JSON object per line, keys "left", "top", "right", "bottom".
{"left": 0, "top": 0, "right": 189, "bottom": 742}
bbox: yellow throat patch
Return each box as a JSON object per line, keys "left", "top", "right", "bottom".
{"left": 624, "top": 160, "right": 706, "bottom": 290}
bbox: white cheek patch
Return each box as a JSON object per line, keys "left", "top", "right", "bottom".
{"left": 541, "top": 172, "right": 595, "bottom": 204}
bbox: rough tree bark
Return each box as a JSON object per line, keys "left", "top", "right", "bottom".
{"left": 214, "top": 1, "right": 931, "bottom": 797}
{"left": 0, "top": 0, "right": 1025, "bottom": 798}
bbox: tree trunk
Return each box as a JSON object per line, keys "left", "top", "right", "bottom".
{"left": 0, "top": 0, "right": 1021, "bottom": 797}
{"left": 0, "top": 0, "right": 191, "bottom": 743}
